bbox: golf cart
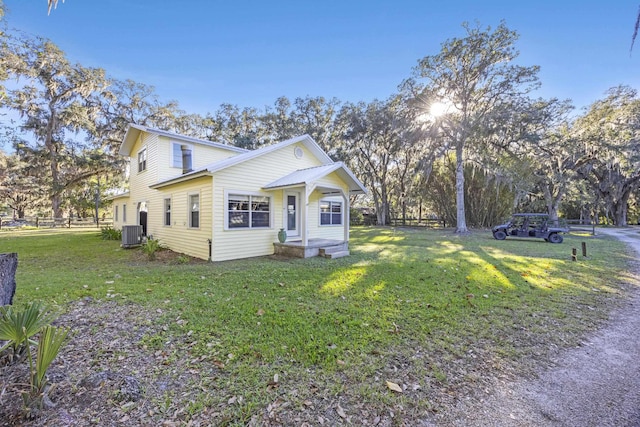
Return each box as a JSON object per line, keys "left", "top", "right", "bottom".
{"left": 492, "top": 213, "right": 568, "bottom": 243}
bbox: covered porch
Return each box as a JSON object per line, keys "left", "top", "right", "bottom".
{"left": 263, "top": 162, "right": 367, "bottom": 259}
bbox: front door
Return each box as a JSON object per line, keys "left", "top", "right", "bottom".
{"left": 285, "top": 192, "right": 300, "bottom": 238}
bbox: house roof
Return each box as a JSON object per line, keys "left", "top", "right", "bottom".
{"left": 263, "top": 163, "right": 367, "bottom": 195}
{"left": 119, "top": 124, "right": 247, "bottom": 156}
{"left": 204, "top": 134, "right": 333, "bottom": 174}
{"left": 145, "top": 132, "right": 367, "bottom": 195}
{"left": 150, "top": 134, "right": 336, "bottom": 189}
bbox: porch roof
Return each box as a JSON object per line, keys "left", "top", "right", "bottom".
{"left": 263, "top": 163, "right": 367, "bottom": 195}
{"left": 105, "top": 191, "right": 130, "bottom": 201}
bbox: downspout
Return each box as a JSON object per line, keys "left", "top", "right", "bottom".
{"left": 207, "top": 239, "right": 212, "bottom": 262}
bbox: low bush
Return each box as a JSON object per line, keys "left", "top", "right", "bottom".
{"left": 141, "top": 238, "right": 162, "bottom": 260}
{"left": 100, "top": 226, "right": 121, "bottom": 241}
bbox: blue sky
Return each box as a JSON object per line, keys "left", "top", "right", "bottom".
{"left": 3, "top": 1, "right": 640, "bottom": 115}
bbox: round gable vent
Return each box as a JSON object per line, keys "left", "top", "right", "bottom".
{"left": 294, "top": 146, "right": 304, "bottom": 159}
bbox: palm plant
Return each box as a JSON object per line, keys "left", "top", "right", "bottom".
{"left": 0, "top": 302, "right": 55, "bottom": 359}
{"left": 23, "top": 325, "right": 68, "bottom": 410}
{"left": 0, "top": 302, "right": 68, "bottom": 413}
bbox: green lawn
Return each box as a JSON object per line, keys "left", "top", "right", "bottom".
{"left": 0, "top": 226, "right": 634, "bottom": 424}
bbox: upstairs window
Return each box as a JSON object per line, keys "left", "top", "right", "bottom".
{"left": 137, "top": 147, "right": 147, "bottom": 173}
{"left": 172, "top": 142, "right": 194, "bottom": 172}
{"left": 320, "top": 200, "right": 342, "bottom": 225}
{"left": 227, "top": 194, "right": 270, "bottom": 229}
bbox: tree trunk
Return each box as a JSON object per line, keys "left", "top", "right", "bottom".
{"left": 455, "top": 143, "right": 468, "bottom": 233}
{"left": 609, "top": 187, "right": 633, "bottom": 226}
{"left": 52, "top": 193, "right": 63, "bottom": 220}
{"left": 0, "top": 253, "right": 18, "bottom": 306}
{"left": 94, "top": 177, "right": 101, "bottom": 227}
{"left": 612, "top": 198, "right": 629, "bottom": 226}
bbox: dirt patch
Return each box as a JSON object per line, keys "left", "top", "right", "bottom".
{"left": 0, "top": 300, "right": 172, "bottom": 426}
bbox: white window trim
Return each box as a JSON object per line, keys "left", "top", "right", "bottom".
{"left": 171, "top": 141, "right": 194, "bottom": 169}
{"left": 137, "top": 146, "right": 147, "bottom": 173}
{"left": 319, "top": 199, "right": 343, "bottom": 226}
{"left": 188, "top": 192, "right": 200, "bottom": 229}
{"left": 224, "top": 189, "right": 273, "bottom": 231}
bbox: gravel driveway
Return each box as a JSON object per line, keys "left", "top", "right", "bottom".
{"left": 439, "top": 227, "right": 640, "bottom": 427}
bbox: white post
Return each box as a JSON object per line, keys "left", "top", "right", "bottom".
{"left": 302, "top": 185, "right": 311, "bottom": 246}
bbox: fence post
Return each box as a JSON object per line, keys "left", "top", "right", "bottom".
{"left": 35, "top": 216, "right": 39, "bottom": 228}
{"left": 582, "top": 242, "right": 587, "bottom": 257}
{"left": 572, "top": 248, "right": 577, "bottom": 262}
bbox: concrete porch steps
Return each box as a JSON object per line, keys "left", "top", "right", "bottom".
{"left": 319, "top": 247, "right": 350, "bottom": 259}
{"left": 273, "top": 239, "right": 349, "bottom": 258}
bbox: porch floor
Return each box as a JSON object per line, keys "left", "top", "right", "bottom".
{"left": 273, "top": 239, "right": 348, "bottom": 258}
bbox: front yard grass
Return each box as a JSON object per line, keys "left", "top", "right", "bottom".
{"left": 1, "top": 226, "right": 635, "bottom": 425}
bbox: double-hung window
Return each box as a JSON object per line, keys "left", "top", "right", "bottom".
{"left": 320, "top": 200, "right": 342, "bottom": 225}
{"left": 137, "top": 148, "right": 147, "bottom": 173}
{"left": 228, "top": 194, "right": 270, "bottom": 229}
{"left": 164, "top": 198, "right": 171, "bottom": 226}
{"left": 189, "top": 194, "right": 199, "bottom": 228}
{"left": 114, "top": 205, "right": 119, "bottom": 222}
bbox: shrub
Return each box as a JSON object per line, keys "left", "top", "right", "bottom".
{"left": 142, "top": 238, "right": 162, "bottom": 260}
{"left": 350, "top": 208, "right": 364, "bottom": 226}
{"left": 175, "top": 255, "right": 191, "bottom": 265}
{"left": 100, "top": 226, "right": 122, "bottom": 241}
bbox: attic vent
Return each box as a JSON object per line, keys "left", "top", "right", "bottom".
{"left": 181, "top": 145, "right": 193, "bottom": 174}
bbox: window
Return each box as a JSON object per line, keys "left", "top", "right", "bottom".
{"left": 164, "top": 198, "right": 171, "bottom": 226}
{"left": 189, "top": 194, "right": 199, "bottom": 228}
{"left": 172, "top": 143, "right": 181, "bottom": 168}
{"left": 123, "top": 204, "right": 127, "bottom": 222}
{"left": 172, "top": 142, "right": 193, "bottom": 171}
{"left": 137, "top": 148, "right": 147, "bottom": 173}
{"left": 114, "top": 205, "right": 119, "bottom": 222}
{"left": 228, "top": 194, "right": 270, "bottom": 229}
{"left": 320, "top": 200, "right": 342, "bottom": 225}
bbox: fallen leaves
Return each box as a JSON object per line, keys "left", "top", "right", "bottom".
{"left": 385, "top": 381, "right": 403, "bottom": 393}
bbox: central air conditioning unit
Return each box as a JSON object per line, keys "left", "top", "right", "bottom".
{"left": 121, "top": 225, "right": 143, "bottom": 248}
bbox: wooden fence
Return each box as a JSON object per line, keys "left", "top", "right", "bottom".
{"left": 0, "top": 216, "right": 114, "bottom": 230}
{"left": 565, "top": 219, "right": 596, "bottom": 235}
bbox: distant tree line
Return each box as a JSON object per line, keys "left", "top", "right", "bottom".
{"left": 1, "top": 7, "right": 639, "bottom": 227}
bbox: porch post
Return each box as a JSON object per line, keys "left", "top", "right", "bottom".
{"left": 302, "top": 185, "right": 310, "bottom": 246}
{"left": 339, "top": 189, "right": 349, "bottom": 242}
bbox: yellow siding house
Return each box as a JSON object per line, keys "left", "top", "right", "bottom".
{"left": 111, "top": 124, "right": 367, "bottom": 261}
